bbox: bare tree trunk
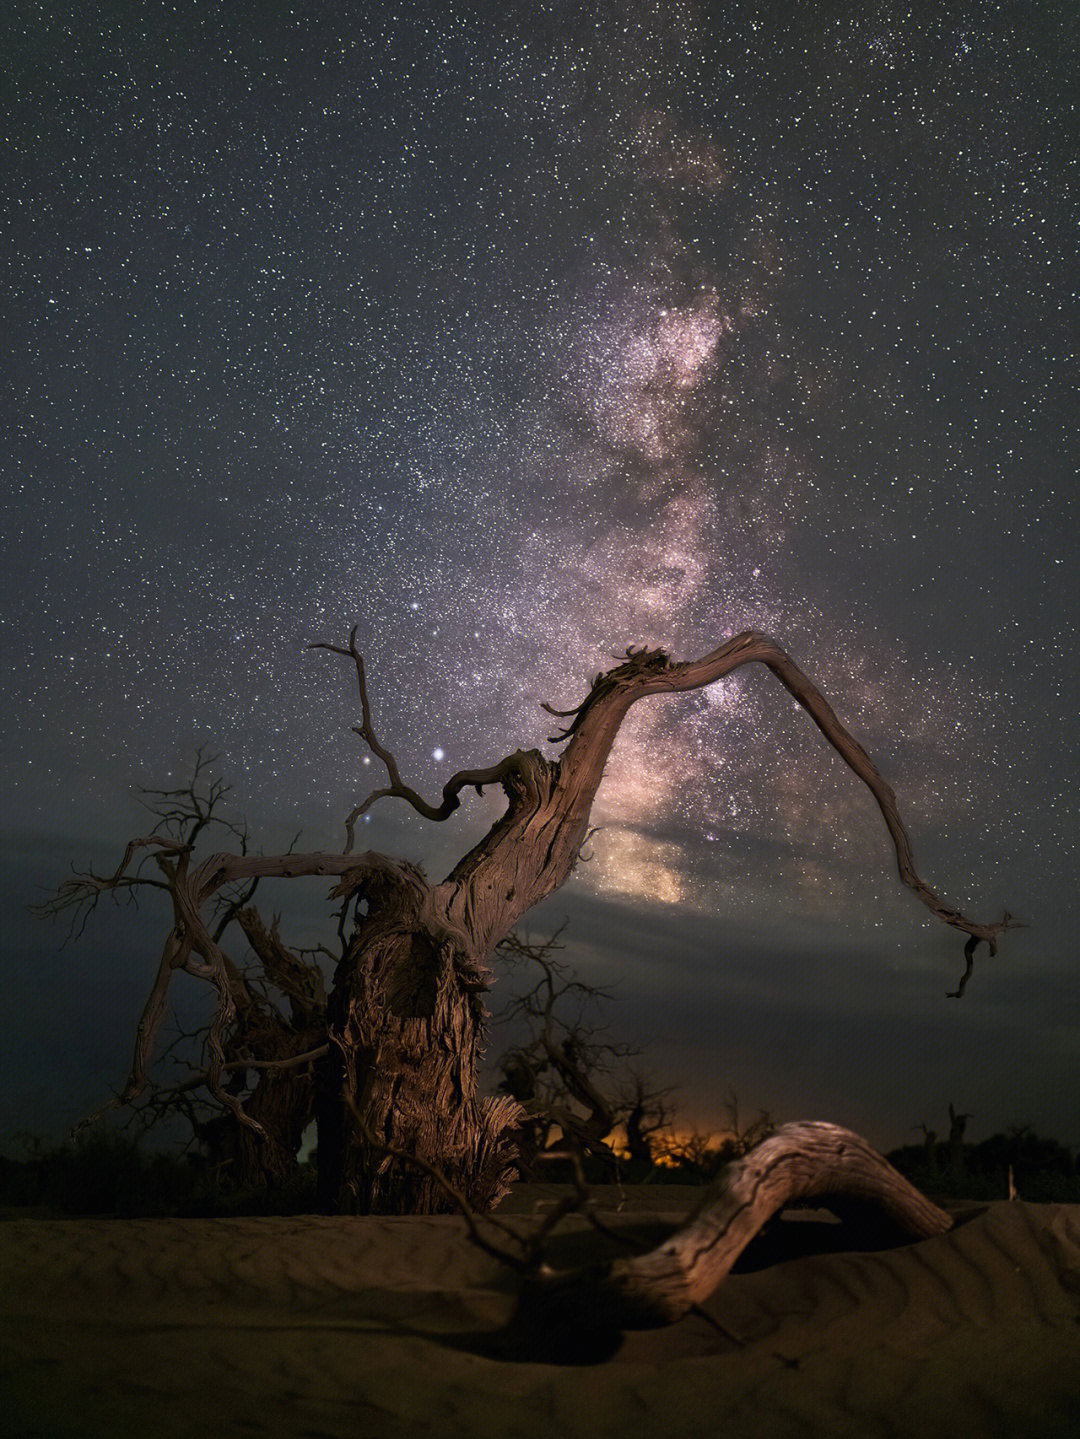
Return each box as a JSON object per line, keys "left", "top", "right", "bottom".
{"left": 320, "top": 935, "right": 501, "bottom": 1213}
{"left": 199, "top": 1067, "right": 315, "bottom": 1187}
{"left": 314, "top": 864, "right": 521, "bottom": 1214}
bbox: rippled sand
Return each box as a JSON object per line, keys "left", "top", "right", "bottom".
{"left": 2, "top": 1196, "right": 1078, "bottom": 1438}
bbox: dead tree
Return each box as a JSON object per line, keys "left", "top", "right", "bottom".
{"left": 41, "top": 760, "right": 330, "bottom": 1188}
{"left": 42, "top": 631, "right": 1016, "bottom": 1214}
{"left": 493, "top": 930, "right": 674, "bottom": 1178}
{"left": 190, "top": 907, "right": 327, "bottom": 1184}
{"left": 946, "top": 1102, "right": 972, "bottom": 1175}
{"left": 620, "top": 1073, "right": 677, "bottom": 1175}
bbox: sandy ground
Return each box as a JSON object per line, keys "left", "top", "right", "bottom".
{"left": 2, "top": 1190, "right": 1079, "bottom": 1439}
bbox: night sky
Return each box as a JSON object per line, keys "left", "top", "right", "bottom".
{"left": 4, "top": 1, "right": 1078, "bottom": 1153}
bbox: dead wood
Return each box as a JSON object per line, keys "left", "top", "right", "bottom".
{"left": 512, "top": 1121, "right": 952, "bottom": 1343}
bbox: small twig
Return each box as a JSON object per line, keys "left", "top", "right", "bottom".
{"left": 221, "top": 1045, "right": 329, "bottom": 1074}
{"left": 946, "top": 915, "right": 1023, "bottom": 997}
{"left": 946, "top": 934, "right": 979, "bottom": 998}
{"left": 689, "top": 1302, "right": 747, "bottom": 1347}
{"left": 535, "top": 1148, "right": 647, "bottom": 1255}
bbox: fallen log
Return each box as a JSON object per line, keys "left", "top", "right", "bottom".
{"left": 512, "top": 1122, "right": 952, "bottom": 1349}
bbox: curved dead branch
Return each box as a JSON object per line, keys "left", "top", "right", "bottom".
{"left": 545, "top": 632, "right": 1017, "bottom": 987}
{"left": 312, "top": 628, "right": 1014, "bottom": 989}
{"left": 515, "top": 1121, "right": 952, "bottom": 1339}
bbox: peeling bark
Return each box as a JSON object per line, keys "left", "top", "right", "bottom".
{"left": 318, "top": 866, "right": 521, "bottom": 1213}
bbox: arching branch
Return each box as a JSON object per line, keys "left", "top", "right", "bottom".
{"left": 546, "top": 632, "right": 1018, "bottom": 988}
{"left": 314, "top": 1112, "right": 956, "bottom": 1351}
{"left": 308, "top": 629, "right": 1014, "bottom": 991}
{"left": 516, "top": 1122, "right": 952, "bottom": 1340}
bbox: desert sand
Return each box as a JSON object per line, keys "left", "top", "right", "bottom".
{"left": 2, "top": 1190, "right": 1079, "bottom": 1439}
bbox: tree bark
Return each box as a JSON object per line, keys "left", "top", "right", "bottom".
{"left": 314, "top": 859, "right": 521, "bottom": 1214}
{"left": 198, "top": 1066, "right": 315, "bottom": 1187}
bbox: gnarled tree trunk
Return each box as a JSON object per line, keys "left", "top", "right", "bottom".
{"left": 314, "top": 862, "right": 521, "bottom": 1213}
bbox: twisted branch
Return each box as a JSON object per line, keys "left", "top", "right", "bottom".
{"left": 311, "top": 628, "right": 1015, "bottom": 991}
{"left": 548, "top": 632, "right": 1019, "bottom": 989}
{"left": 515, "top": 1121, "right": 953, "bottom": 1344}
{"left": 310, "top": 627, "right": 546, "bottom": 844}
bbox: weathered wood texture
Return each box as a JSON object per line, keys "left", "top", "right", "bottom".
{"left": 520, "top": 1122, "right": 953, "bottom": 1338}
{"left": 602, "top": 1121, "right": 951, "bottom": 1322}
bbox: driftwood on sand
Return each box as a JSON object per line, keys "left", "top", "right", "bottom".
{"left": 509, "top": 1122, "right": 952, "bottom": 1346}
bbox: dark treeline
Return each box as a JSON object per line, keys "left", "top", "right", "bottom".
{"left": 886, "top": 1109, "right": 1080, "bottom": 1203}
{"left": 2, "top": 1113, "right": 1078, "bottom": 1219}
{"left": 0, "top": 1131, "right": 317, "bottom": 1218}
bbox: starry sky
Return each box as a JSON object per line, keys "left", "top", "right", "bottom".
{"left": 4, "top": 0, "right": 1078, "bottom": 1153}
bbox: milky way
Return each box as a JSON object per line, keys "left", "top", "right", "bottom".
{"left": 4, "top": 1, "right": 1077, "bottom": 1143}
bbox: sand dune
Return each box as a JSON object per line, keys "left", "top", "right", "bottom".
{"left": 2, "top": 1196, "right": 1078, "bottom": 1438}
